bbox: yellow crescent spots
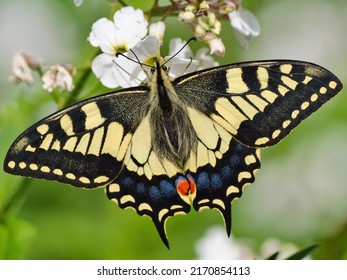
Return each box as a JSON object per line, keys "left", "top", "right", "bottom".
{"left": 81, "top": 102, "right": 106, "bottom": 130}
{"left": 120, "top": 195, "right": 135, "bottom": 204}
{"left": 197, "top": 199, "right": 210, "bottom": 205}
{"left": 238, "top": 171, "right": 252, "bottom": 182}
{"left": 212, "top": 199, "right": 225, "bottom": 210}
{"left": 139, "top": 203, "right": 153, "bottom": 212}
{"left": 158, "top": 209, "right": 169, "bottom": 222}
{"left": 227, "top": 185, "right": 240, "bottom": 196}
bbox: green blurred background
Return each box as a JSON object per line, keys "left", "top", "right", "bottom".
{"left": 0, "top": 0, "right": 347, "bottom": 259}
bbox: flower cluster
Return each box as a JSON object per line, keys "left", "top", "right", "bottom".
{"left": 9, "top": 52, "right": 76, "bottom": 93}
{"left": 88, "top": 6, "right": 219, "bottom": 89}
{"left": 177, "top": 0, "right": 260, "bottom": 54}
{"left": 10, "top": 1, "right": 260, "bottom": 94}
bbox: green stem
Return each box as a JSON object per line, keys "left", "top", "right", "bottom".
{"left": 61, "top": 66, "right": 93, "bottom": 108}
{"left": 1, "top": 178, "right": 32, "bottom": 219}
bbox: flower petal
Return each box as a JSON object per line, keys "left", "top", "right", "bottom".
{"left": 88, "top": 18, "right": 118, "bottom": 54}
{"left": 149, "top": 21, "right": 166, "bottom": 43}
{"left": 92, "top": 53, "right": 143, "bottom": 88}
{"left": 228, "top": 7, "right": 260, "bottom": 37}
{"left": 128, "top": 36, "right": 161, "bottom": 64}
{"left": 164, "top": 56, "right": 198, "bottom": 78}
{"left": 113, "top": 7, "right": 148, "bottom": 49}
{"left": 168, "top": 38, "right": 193, "bottom": 59}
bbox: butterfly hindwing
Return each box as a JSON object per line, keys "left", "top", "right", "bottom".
{"left": 174, "top": 60, "right": 343, "bottom": 148}
{"left": 189, "top": 139, "right": 260, "bottom": 235}
{"left": 4, "top": 88, "right": 149, "bottom": 188}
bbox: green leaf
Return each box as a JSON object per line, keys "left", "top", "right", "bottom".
{"left": 266, "top": 251, "right": 279, "bottom": 260}
{"left": 286, "top": 244, "right": 318, "bottom": 260}
{"left": 0, "top": 216, "right": 36, "bottom": 259}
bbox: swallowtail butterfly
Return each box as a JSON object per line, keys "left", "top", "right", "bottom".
{"left": 4, "top": 59, "right": 342, "bottom": 248}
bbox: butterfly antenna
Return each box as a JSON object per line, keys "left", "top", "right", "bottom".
{"left": 112, "top": 56, "right": 143, "bottom": 85}
{"left": 114, "top": 51, "right": 153, "bottom": 83}
{"left": 162, "top": 37, "right": 197, "bottom": 67}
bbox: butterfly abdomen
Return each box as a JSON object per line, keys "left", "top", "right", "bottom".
{"left": 149, "top": 65, "right": 198, "bottom": 166}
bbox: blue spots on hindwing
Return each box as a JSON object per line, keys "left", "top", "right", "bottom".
{"left": 159, "top": 180, "right": 176, "bottom": 198}
{"left": 197, "top": 172, "right": 210, "bottom": 189}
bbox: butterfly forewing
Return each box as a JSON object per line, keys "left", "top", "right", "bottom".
{"left": 174, "top": 60, "right": 343, "bottom": 148}
{"left": 4, "top": 88, "right": 149, "bottom": 188}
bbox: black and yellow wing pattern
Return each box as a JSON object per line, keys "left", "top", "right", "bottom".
{"left": 4, "top": 60, "right": 342, "bottom": 247}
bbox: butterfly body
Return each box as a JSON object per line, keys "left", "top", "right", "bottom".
{"left": 4, "top": 60, "right": 342, "bottom": 247}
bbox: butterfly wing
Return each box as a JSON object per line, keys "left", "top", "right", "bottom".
{"left": 173, "top": 60, "right": 342, "bottom": 234}
{"left": 4, "top": 87, "right": 150, "bottom": 188}
{"left": 175, "top": 60, "right": 343, "bottom": 148}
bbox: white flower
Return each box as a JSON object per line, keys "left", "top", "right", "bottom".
{"left": 195, "top": 226, "right": 255, "bottom": 260}
{"left": 9, "top": 52, "right": 42, "bottom": 85}
{"left": 149, "top": 21, "right": 166, "bottom": 44}
{"left": 88, "top": 7, "right": 148, "bottom": 88}
{"left": 228, "top": 6, "right": 260, "bottom": 48}
{"left": 42, "top": 64, "right": 76, "bottom": 92}
{"left": 74, "top": 0, "right": 83, "bottom": 7}
{"left": 165, "top": 38, "right": 199, "bottom": 77}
